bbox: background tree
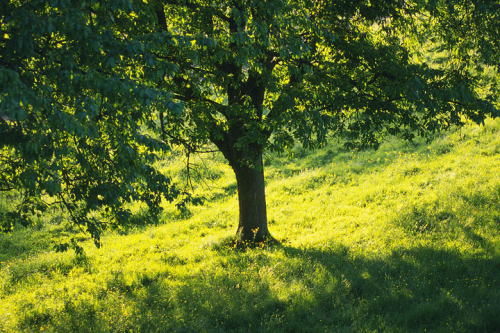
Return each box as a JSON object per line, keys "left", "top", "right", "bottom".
{"left": 0, "top": 0, "right": 184, "bottom": 249}
{"left": 148, "top": 0, "right": 497, "bottom": 242}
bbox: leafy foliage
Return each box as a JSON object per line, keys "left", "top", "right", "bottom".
{"left": 150, "top": 0, "right": 497, "bottom": 159}
{"left": 0, "top": 0, "right": 183, "bottom": 246}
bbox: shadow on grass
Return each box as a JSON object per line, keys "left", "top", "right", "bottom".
{"left": 0, "top": 226, "right": 66, "bottom": 262}
{"left": 38, "top": 245, "right": 500, "bottom": 332}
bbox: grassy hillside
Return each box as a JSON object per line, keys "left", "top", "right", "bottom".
{"left": 1, "top": 119, "right": 499, "bottom": 332}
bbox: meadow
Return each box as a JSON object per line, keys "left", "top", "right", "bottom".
{"left": 0, "top": 119, "right": 499, "bottom": 332}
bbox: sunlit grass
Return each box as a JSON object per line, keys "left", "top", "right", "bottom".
{"left": 0, "top": 119, "right": 499, "bottom": 332}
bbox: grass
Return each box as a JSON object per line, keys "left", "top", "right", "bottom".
{"left": 0, "top": 119, "right": 499, "bottom": 332}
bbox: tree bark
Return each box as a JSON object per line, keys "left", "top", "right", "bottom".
{"left": 231, "top": 153, "right": 271, "bottom": 243}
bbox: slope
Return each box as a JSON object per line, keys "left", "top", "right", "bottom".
{"left": 0, "top": 119, "right": 499, "bottom": 332}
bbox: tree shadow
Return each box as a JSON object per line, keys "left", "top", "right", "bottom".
{"left": 0, "top": 225, "right": 65, "bottom": 262}
{"left": 36, "top": 244, "right": 500, "bottom": 332}
{"left": 276, "top": 245, "right": 499, "bottom": 331}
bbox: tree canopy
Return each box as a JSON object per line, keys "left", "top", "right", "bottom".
{"left": 1, "top": 0, "right": 497, "bottom": 245}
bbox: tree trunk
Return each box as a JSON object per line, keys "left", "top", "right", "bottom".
{"left": 232, "top": 153, "right": 271, "bottom": 243}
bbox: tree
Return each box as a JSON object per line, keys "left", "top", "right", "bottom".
{"left": 0, "top": 0, "right": 185, "bottom": 249}
{"left": 1, "top": 0, "right": 497, "bottom": 246}
{"left": 148, "top": 0, "right": 497, "bottom": 242}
